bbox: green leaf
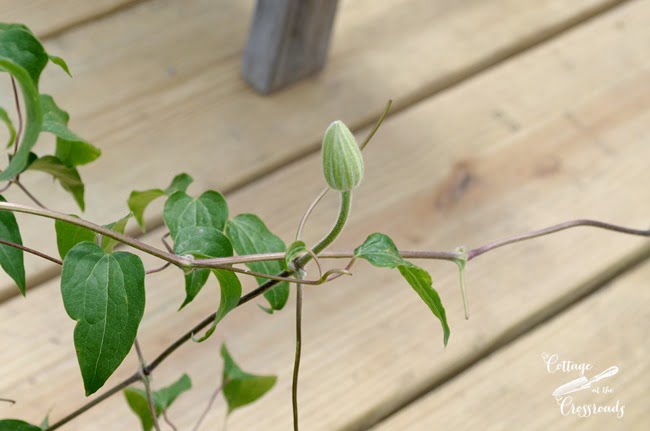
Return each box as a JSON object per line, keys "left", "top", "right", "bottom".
{"left": 173, "top": 226, "right": 240, "bottom": 322}
{"left": 355, "top": 233, "right": 450, "bottom": 346}
{"left": 179, "top": 269, "right": 210, "bottom": 310}
{"left": 40, "top": 94, "right": 101, "bottom": 167}
{"left": 54, "top": 217, "right": 95, "bottom": 259}
{"left": 285, "top": 240, "right": 307, "bottom": 269}
{"left": 0, "top": 195, "right": 26, "bottom": 295}
{"left": 127, "top": 173, "right": 193, "bottom": 232}
{"left": 100, "top": 213, "right": 132, "bottom": 253}
{"left": 354, "top": 233, "right": 406, "bottom": 268}
{"left": 0, "top": 24, "right": 47, "bottom": 85}
{"left": 155, "top": 373, "right": 192, "bottom": 409}
{"left": 61, "top": 242, "right": 145, "bottom": 395}
{"left": 48, "top": 55, "right": 71, "bottom": 77}
{"left": 221, "top": 344, "right": 277, "bottom": 414}
{"left": 0, "top": 106, "right": 16, "bottom": 148}
{"left": 194, "top": 269, "right": 241, "bottom": 342}
{"left": 163, "top": 190, "right": 228, "bottom": 239}
{"left": 173, "top": 226, "right": 233, "bottom": 259}
{"left": 128, "top": 190, "right": 164, "bottom": 231}
{"left": 225, "top": 214, "right": 288, "bottom": 312}
{"left": 26, "top": 155, "right": 85, "bottom": 210}
{"left": 124, "top": 389, "right": 156, "bottom": 431}
{"left": 0, "top": 25, "right": 46, "bottom": 180}
{"left": 398, "top": 264, "right": 450, "bottom": 347}
{"left": 164, "top": 173, "right": 193, "bottom": 195}
{"left": 124, "top": 374, "right": 192, "bottom": 431}
{"left": 38, "top": 414, "right": 49, "bottom": 430}
{"left": 0, "top": 420, "right": 41, "bottom": 431}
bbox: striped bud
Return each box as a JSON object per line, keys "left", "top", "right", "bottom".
{"left": 321, "top": 120, "right": 365, "bottom": 191}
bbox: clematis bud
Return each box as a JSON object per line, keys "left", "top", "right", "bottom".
{"left": 321, "top": 120, "right": 365, "bottom": 191}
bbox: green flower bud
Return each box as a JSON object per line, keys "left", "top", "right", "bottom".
{"left": 321, "top": 120, "right": 365, "bottom": 191}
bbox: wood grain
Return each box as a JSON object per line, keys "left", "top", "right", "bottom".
{"left": 0, "top": 0, "right": 141, "bottom": 38}
{"left": 0, "top": 0, "right": 627, "bottom": 299}
{"left": 370, "top": 261, "right": 650, "bottom": 431}
{"left": 0, "top": 1, "right": 648, "bottom": 429}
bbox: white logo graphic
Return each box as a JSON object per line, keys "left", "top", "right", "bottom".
{"left": 542, "top": 353, "right": 625, "bottom": 419}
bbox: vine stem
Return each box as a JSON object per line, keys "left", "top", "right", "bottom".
{"left": 14, "top": 180, "right": 47, "bottom": 209}
{"left": 134, "top": 339, "right": 161, "bottom": 431}
{"left": 162, "top": 411, "right": 178, "bottom": 431}
{"left": 192, "top": 384, "right": 223, "bottom": 431}
{"left": 0, "top": 239, "right": 62, "bottom": 265}
{"left": 0, "top": 201, "right": 187, "bottom": 265}
{"left": 43, "top": 218, "right": 648, "bottom": 430}
{"left": 292, "top": 280, "right": 303, "bottom": 431}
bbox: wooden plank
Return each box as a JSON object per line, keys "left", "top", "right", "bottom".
{"left": 242, "top": 0, "right": 340, "bottom": 94}
{"left": 0, "top": 0, "right": 140, "bottom": 38}
{"left": 0, "top": 0, "right": 627, "bottom": 299}
{"left": 1, "top": 1, "right": 650, "bottom": 430}
{"left": 370, "top": 260, "right": 650, "bottom": 431}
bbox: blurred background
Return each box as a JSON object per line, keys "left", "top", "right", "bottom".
{"left": 0, "top": 0, "right": 648, "bottom": 429}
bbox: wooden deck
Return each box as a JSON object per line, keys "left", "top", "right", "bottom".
{"left": 1, "top": 0, "right": 648, "bottom": 429}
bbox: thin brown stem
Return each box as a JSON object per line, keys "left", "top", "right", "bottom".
{"left": 0, "top": 239, "right": 62, "bottom": 265}
{"left": 192, "top": 384, "right": 223, "bottom": 431}
{"left": 161, "top": 232, "right": 173, "bottom": 253}
{"left": 162, "top": 411, "right": 178, "bottom": 431}
{"left": 0, "top": 398, "right": 16, "bottom": 405}
{"left": 0, "top": 182, "right": 12, "bottom": 193}
{"left": 296, "top": 187, "right": 328, "bottom": 241}
{"left": 14, "top": 180, "right": 47, "bottom": 209}
{"left": 135, "top": 339, "right": 161, "bottom": 431}
{"left": 146, "top": 262, "right": 172, "bottom": 275}
{"left": 466, "top": 219, "right": 649, "bottom": 260}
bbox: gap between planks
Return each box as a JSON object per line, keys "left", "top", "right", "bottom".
{"left": 0, "top": 0, "right": 633, "bottom": 304}
{"left": 362, "top": 244, "right": 650, "bottom": 431}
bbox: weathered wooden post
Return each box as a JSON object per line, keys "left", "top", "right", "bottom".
{"left": 242, "top": 0, "right": 340, "bottom": 94}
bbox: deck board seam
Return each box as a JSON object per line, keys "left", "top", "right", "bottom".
{"left": 37, "top": 0, "right": 154, "bottom": 40}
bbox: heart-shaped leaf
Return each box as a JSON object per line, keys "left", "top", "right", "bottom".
{"left": 221, "top": 344, "right": 277, "bottom": 414}
{"left": 163, "top": 190, "right": 228, "bottom": 239}
{"left": 225, "top": 214, "right": 288, "bottom": 312}
{"left": 40, "top": 94, "right": 100, "bottom": 167}
{"left": 127, "top": 173, "right": 193, "bottom": 231}
{"left": 124, "top": 374, "right": 192, "bottom": 431}
{"left": 61, "top": 242, "right": 145, "bottom": 395}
